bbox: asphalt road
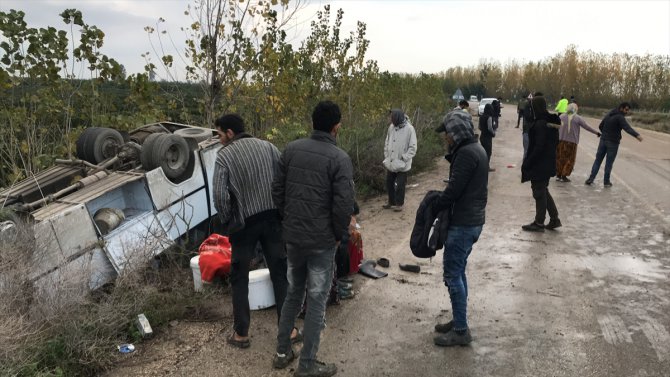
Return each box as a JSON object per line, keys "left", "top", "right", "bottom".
{"left": 105, "top": 104, "right": 670, "bottom": 377}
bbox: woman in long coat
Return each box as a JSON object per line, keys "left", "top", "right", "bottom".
{"left": 521, "top": 95, "right": 562, "bottom": 232}
{"left": 556, "top": 103, "right": 601, "bottom": 182}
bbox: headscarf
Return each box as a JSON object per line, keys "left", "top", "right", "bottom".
{"left": 390, "top": 109, "right": 406, "bottom": 128}
{"left": 566, "top": 103, "right": 578, "bottom": 132}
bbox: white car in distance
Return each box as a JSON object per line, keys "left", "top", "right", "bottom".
{"left": 478, "top": 98, "right": 497, "bottom": 116}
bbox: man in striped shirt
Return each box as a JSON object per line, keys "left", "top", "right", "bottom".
{"left": 213, "top": 114, "right": 299, "bottom": 349}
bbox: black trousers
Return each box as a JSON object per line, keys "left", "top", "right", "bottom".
{"left": 530, "top": 179, "right": 559, "bottom": 224}
{"left": 386, "top": 171, "right": 407, "bottom": 206}
{"left": 335, "top": 231, "right": 351, "bottom": 278}
{"left": 229, "top": 216, "right": 287, "bottom": 337}
{"left": 479, "top": 134, "right": 493, "bottom": 162}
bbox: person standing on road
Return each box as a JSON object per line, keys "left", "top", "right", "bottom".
{"left": 585, "top": 102, "right": 643, "bottom": 187}
{"left": 556, "top": 103, "right": 601, "bottom": 182}
{"left": 383, "top": 109, "right": 417, "bottom": 212}
{"left": 516, "top": 97, "right": 526, "bottom": 128}
{"left": 213, "top": 114, "right": 300, "bottom": 349}
{"left": 491, "top": 98, "right": 502, "bottom": 130}
{"left": 432, "top": 109, "right": 488, "bottom": 347}
{"left": 521, "top": 93, "right": 534, "bottom": 159}
{"left": 478, "top": 103, "right": 496, "bottom": 172}
{"left": 554, "top": 95, "right": 568, "bottom": 115}
{"left": 521, "top": 95, "right": 562, "bottom": 232}
{"left": 272, "top": 100, "right": 355, "bottom": 377}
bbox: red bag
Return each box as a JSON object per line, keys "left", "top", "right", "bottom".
{"left": 348, "top": 229, "right": 363, "bottom": 274}
{"left": 198, "top": 234, "right": 232, "bottom": 282}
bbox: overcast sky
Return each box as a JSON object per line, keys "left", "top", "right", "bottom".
{"left": 2, "top": 0, "right": 669, "bottom": 80}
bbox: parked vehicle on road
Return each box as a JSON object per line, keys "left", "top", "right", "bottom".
{"left": 478, "top": 98, "right": 497, "bottom": 116}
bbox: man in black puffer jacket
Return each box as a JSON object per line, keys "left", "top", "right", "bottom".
{"left": 272, "top": 100, "right": 354, "bottom": 377}
{"left": 432, "top": 109, "right": 488, "bottom": 347}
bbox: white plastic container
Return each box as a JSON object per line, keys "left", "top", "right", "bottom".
{"left": 248, "top": 268, "right": 276, "bottom": 310}
{"left": 190, "top": 255, "right": 203, "bottom": 292}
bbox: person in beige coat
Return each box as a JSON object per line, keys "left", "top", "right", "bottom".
{"left": 383, "top": 109, "right": 417, "bottom": 212}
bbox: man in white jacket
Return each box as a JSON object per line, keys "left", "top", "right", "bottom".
{"left": 383, "top": 109, "right": 418, "bottom": 212}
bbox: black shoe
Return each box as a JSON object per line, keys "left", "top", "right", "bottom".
{"left": 294, "top": 360, "right": 337, "bottom": 377}
{"left": 563, "top": 176, "right": 571, "bottom": 182}
{"left": 585, "top": 178, "right": 594, "bottom": 185}
{"left": 339, "top": 289, "right": 355, "bottom": 300}
{"left": 338, "top": 281, "right": 353, "bottom": 290}
{"left": 338, "top": 276, "right": 353, "bottom": 284}
{"left": 434, "top": 320, "right": 453, "bottom": 334}
{"left": 522, "top": 222, "right": 545, "bottom": 232}
{"left": 434, "top": 329, "right": 472, "bottom": 347}
{"left": 604, "top": 182, "right": 613, "bottom": 187}
{"left": 273, "top": 348, "right": 296, "bottom": 369}
{"left": 546, "top": 218, "right": 562, "bottom": 230}
{"left": 556, "top": 176, "right": 564, "bottom": 182}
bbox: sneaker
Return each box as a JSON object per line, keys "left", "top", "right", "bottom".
{"left": 434, "top": 320, "right": 453, "bottom": 334}
{"left": 556, "top": 176, "right": 564, "bottom": 182}
{"left": 434, "top": 329, "right": 472, "bottom": 347}
{"left": 273, "top": 348, "right": 296, "bottom": 369}
{"left": 382, "top": 203, "right": 394, "bottom": 209}
{"left": 521, "top": 222, "right": 545, "bottom": 232}
{"left": 546, "top": 218, "right": 562, "bottom": 230}
{"left": 585, "top": 178, "right": 594, "bottom": 185}
{"left": 339, "top": 289, "right": 355, "bottom": 300}
{"left": 393, "top": 205, "right": 403, "bottom": 212}
{"left": 338, "top": 281, "right": 353, "bottom": 290}
{"left": 294, "top": 360, "right": 337, "bottom": 377}
{"left": 604, "top": 182, "right": 613, "bottom": 187}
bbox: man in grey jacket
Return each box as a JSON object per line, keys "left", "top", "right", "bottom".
{"left": 383, "top": 109, "right": 418, "bottom": 212}
{"left": 213, "top": 114, "right": 299, "bottom": 349}
{"left": 272, "top": 101, "right": 354, "bottom": 377}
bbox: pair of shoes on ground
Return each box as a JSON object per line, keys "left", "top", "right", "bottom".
{"left": 522, "top": 218, "right": 562, "bottom": 232}
{"left": 382, "top": 203, "right": 403, "bottom": 212}
{"left": 231, "top": 327, "right": 302, "bottom": 350}
{"left": 433, "top": 321, "right": 472, "bottom": 347}
{"left": 274, "top": 352, "right": 337, "bottom": 377}
{"left": 585, "top": 178, "right": 613, "bottom": 187}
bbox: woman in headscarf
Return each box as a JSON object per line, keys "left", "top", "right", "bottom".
{"left": 555, "top": 103, "right": 601, "bottom": 182}
{"left": 521, "top": 94, "right": 562, "bottom": 232}
{"left": 478, "top": 103, "right": 496, "bottom": 172}
{"left": 382, "top": 109, "right": 417, "bottom": 212}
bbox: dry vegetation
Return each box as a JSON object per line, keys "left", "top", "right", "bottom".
{"left": 0, "top": 224, "right": 216, "bottom": 376}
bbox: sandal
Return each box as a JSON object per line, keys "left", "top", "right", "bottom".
{"left": 227, "top": 333, "right": 250, "bottom": 349}
{"left": 291, "top": 328, "right": 303, "bottom": 344}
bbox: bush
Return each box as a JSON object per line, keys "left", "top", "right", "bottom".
{"left": 0, "top": 235, "right": 217, "bottom": 376}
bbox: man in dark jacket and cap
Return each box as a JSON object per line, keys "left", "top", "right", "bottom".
{"left": 432, "top": 109, "right": 488, "bottom": 346}
{"left": 585, "top": 102, "right": 643, "bottom": 187}
{"left": 272, "top": 100, "right": 354, "bottom": 377}
{"left": 521, "top": 94, "right": 562, "bottom": 232}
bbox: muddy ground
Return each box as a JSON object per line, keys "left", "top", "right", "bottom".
{"left": 104, "top": 105, "right": 670, "bottom": 377}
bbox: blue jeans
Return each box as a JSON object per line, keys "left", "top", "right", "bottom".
{"left": 277, "top": 244, "right": 336, "bottom": 369}
{"left": 443, "top": 225, "right": 483, "bottom": 331}
{"left": 588, "top": 139, "right": 619, "bottom": 183}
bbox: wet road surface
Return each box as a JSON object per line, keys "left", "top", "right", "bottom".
{"left": 105, "top": 105, "right": 670, "bottom": 377}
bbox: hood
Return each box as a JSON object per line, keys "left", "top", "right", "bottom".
{"left": 390, "top": 109, "right": 406, "bottom": 127}
{"left": 442, "top": 110, "right": 475, "bottom": 146}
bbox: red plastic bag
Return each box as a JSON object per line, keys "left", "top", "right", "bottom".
{"left": 348, "top": 229, "right": 363, "bottom": 274}
{"left": 198, "top": 234, "right": 232, "bottom": 282}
